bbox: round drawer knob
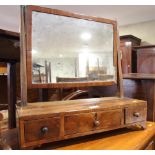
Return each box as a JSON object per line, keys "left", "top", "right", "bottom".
{"left": 94, "top": 120, "right": 100, "bottom": 127}
{"left": 133, "top": 112, "right": 140, "bottom": 117}
{"left": 41, "top": 126, "right": 49, "bottom": 134}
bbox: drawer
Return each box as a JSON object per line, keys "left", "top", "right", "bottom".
{"left": 64, "top": 109, "right": 123, "bottom": 135}
{"left": 64, "top": 113, "right": 94, "bottom": 135}
{"left": 125, "top": 106, "right": 146, "bottom": 124}
{"left": 24, "top": 117, "right": 60, "bottom": 143}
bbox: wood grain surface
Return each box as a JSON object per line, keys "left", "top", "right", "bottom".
{"left": 17, "top": 97, "right": 146, "bottom": 118}
{"left": 17, "top": 97, "right": 147, "bottom": 149}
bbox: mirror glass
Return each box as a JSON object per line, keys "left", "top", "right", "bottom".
{"left": 32, "top": 11, "right": 116, "bottom": 84}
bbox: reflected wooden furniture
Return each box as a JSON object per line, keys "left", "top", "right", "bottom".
{"left": 120, "top": 35, "right": 141, "bottom": 73}
{"left": 1, "top": 122, "right": 155, "bottom": 150}
{"left": 32, "top": 63, "right": 45, "bottom": 83}
{"left": 17, "top": 97, "right": 147, "bottom": 149}
{"left": 123, "top": 73, "right": 155, "bottom": 121}
{"left": 56, "top": 77, "right": 88, "bottom": 83}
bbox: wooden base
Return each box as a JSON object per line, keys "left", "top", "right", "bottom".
{"left": 16, "top": 97, "right": 147, "bottom": 149}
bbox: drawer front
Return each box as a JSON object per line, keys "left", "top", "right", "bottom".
{"left": 24, "top": 117, "right": 60, "bottom": 143}
{"left": 125, "top": 106, "right": 146, "bottom": 124}
{"left": 64, "top": 109, "right": 123, "bottom": 136}
{"left": 64, "top": 113, "right": 94, "bottom": 135}
{"left": 96, "top": 109, "right": 123, "bottom": 129}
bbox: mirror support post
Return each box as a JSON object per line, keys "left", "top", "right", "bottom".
{"left": 20, "top": 6, "right": 28, "bottom": 106}
{"left": 116, "top": 23, "right": 124, "bottom": 98}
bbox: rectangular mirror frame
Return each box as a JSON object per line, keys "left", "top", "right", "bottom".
{"left": 23, "top": 5, "right": 118, "bottom": 89}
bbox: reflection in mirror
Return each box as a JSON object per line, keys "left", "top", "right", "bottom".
{"left": 32, "top": 11, "right": 116, "bottom": 83}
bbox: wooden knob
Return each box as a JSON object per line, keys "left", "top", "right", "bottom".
{"left": 41, "top": 127, "right": 49, "bottom": 134}
{"left": 133, "top": 112, "right": 140, "bottom": 117}
{"left": 94, "top": 120, "right": 100, "bottom": 127}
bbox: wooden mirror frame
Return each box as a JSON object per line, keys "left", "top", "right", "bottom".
{"left": 22, "top": 5, "right": 119, "bottom": 89}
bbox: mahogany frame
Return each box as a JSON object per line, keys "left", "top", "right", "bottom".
{"left": 23, "top": 5, "right": 119, "bottom": 89}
